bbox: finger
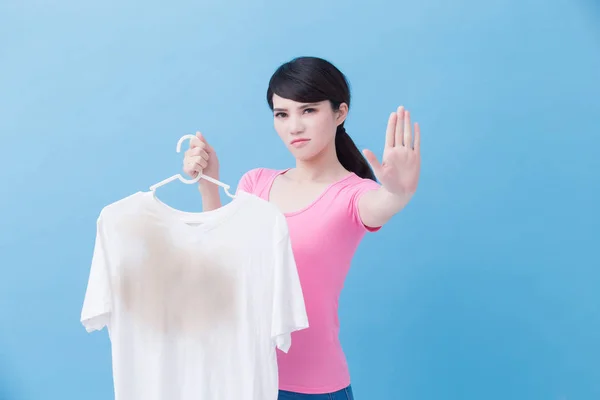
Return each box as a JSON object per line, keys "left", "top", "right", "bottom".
{"left": 414, "top": 122, "right": 421, "bottom": 152}
{"left": 185, "top": 163, "right": 204, "bottom": 178}
{"left": 190, "top": 147, "right": 209, "bottom": 159}
{"left": 190, "top": 156, "right": 206, "bottom": 169}
{"left": 191, "top": 131, "right": 207, "bottom": 148}
{"left": 362, "top": 149, "right": 383, "bottom": 177}
{"left": 394, "top": 106, "right": 404, "bottom": 147}
{"left": 183, "top": 161, "right": 199, "bottom": 177}
{"left": 183, "top": 155, "right": 201, "bottom": 170}
{"left": 198, "top": 149, "right": 209, "bottom": 160}
{"left": 404, "top": 110, "right": 412, "bottom": 149}
{"left": 385, "top": 112, "right": 396, "bottom": 147}
{"left": 191, "top": 142, "right": 206, "bottom": 154}
{"left": 184, "top": 168, "right": 199, "bottom": 178}
{"left": 190, "top": 136, "right": 202, "bottom": 149}
{"left": 196, "top": 131, "right": 214, "bottom": 153}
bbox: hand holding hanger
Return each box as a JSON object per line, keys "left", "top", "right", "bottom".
{"left": 183, "top": 132, "right": 220, "bottom": 194}
{"left": 149, "top": 133, "right": 235, "bottom": 198}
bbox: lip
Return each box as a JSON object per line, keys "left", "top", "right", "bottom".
{"left": 290, "top": 138, "right": 310, "bottom": 146}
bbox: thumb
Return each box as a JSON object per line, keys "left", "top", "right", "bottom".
{"left": 196, "top": 131, "right": 214, "bottom": 152}
{"left": 362, "top": 149, "right": 382, "bottom": 176}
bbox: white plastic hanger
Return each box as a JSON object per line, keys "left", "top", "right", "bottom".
{"left": 149, "top": 134, "right": 236, "bottom": 198}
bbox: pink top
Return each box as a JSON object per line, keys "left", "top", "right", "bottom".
{"left": 236, "top": 167, "right": 381, "bottom": 394}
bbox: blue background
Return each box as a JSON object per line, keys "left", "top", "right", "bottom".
{"left": 1, "top": 0, "right": 599, "bottom": 399}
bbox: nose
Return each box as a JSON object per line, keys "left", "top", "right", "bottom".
{"left": 288, "top": 116, "right": 304, "bottom": 135}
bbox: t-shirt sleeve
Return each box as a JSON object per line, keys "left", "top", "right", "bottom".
{"left": 235, "top": 168, "right": 260, "bottom": 195}
{"left": 271, "top": 223, "right": 309, "bottom": 353}
{"left": 349, "top": 178, "right": 382, "bottom": 232}
{"left": 80, "top": 212, "right": 113, "bottom": 333}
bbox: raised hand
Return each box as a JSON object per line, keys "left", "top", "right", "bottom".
{"left": 363, "top": 106, "right": 421, "bottom": 196}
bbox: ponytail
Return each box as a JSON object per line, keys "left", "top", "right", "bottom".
{"left": 335, "top": 125, "right": 376, "bottom": 181}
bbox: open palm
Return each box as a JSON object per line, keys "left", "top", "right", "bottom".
{"left": 363, "top": 106, "right": 421, "bottom": 196}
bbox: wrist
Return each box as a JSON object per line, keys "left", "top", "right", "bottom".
{"left": 380, "top": 186, "right": 413, "bottom": 208}
{"left": 198, "top": 180, "right": 220, "bottom": 195}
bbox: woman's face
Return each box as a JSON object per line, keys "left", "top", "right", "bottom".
{"left": 271, "top": 94, "right": 347, "bottom": 161}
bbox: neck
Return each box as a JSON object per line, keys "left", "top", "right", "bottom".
{"left": 292, "top": 142, "right": 349, "bottom": 182}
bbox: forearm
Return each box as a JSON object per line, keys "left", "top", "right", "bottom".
{"left": 198, "top": 184, "right": 222, "bottom": 211}
{"left": 358, "top": 186, "right": 413, "bottom": 228}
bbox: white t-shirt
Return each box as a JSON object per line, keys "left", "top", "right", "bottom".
{"left": 81, "top": 190, "right": 309, "bottom": 400}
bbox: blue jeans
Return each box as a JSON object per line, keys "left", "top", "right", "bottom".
{"left": 278, "top": 385, "right": 354, "bottom": 399}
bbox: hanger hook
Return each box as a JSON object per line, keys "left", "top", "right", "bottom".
{"left": 176, "top": 134, "right": 202, "bottom": 184}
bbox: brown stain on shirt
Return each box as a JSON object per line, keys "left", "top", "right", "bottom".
{"left": 113, "top": 213, "right": 238, "bottom": 338}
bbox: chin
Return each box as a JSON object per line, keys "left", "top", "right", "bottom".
{"left": 291, "top": 150, "right": 322, "bottom": 162}
{"left": 294, "top": 154, "right": 314, "bottom": 162}
{"left": 286, "top": 143, "right": 311, "bottom": 157}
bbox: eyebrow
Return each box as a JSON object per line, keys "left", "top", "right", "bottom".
{"left": 273, "top": 102, "right": 320, "bottom": 112}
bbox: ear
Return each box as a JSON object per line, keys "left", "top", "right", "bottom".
{"left": 336, "top": 102, "right": 348, "bottom": 125}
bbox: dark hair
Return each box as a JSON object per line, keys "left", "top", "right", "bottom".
{"left": 266, "top": 56, "right": 376, "bottom": 181}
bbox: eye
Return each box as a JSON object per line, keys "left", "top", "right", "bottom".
{"left": 275, "top": 112, "right": 287, "bottom": 118}
{"left": 304, "top": 108, "right": 315, "bottom": 114}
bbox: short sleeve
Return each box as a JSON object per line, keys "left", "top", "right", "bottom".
{"left": 271, "top": 225, "right": 309, "bottom": 353}
{"left": 349, "top": 178, "right": 382, "bottom": 232}
{"left": 235, "top": 168, "right": 259, "bottom": 195}
{"left": 80, "top": 213, "right": 113, "bottom": 333}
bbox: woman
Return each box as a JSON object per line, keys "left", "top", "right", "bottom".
{"left": 182, "top": 56, "right": 421, "bottom": 399}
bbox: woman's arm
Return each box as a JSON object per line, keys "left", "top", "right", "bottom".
{"left": 199, "top": 185, "right": 222, "bottom": 211}
{"left": 358, "top": 186, "right": 413, "bottom": 228}
{"left": 360, "top": 106, "right": 421, "bottom": 228}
